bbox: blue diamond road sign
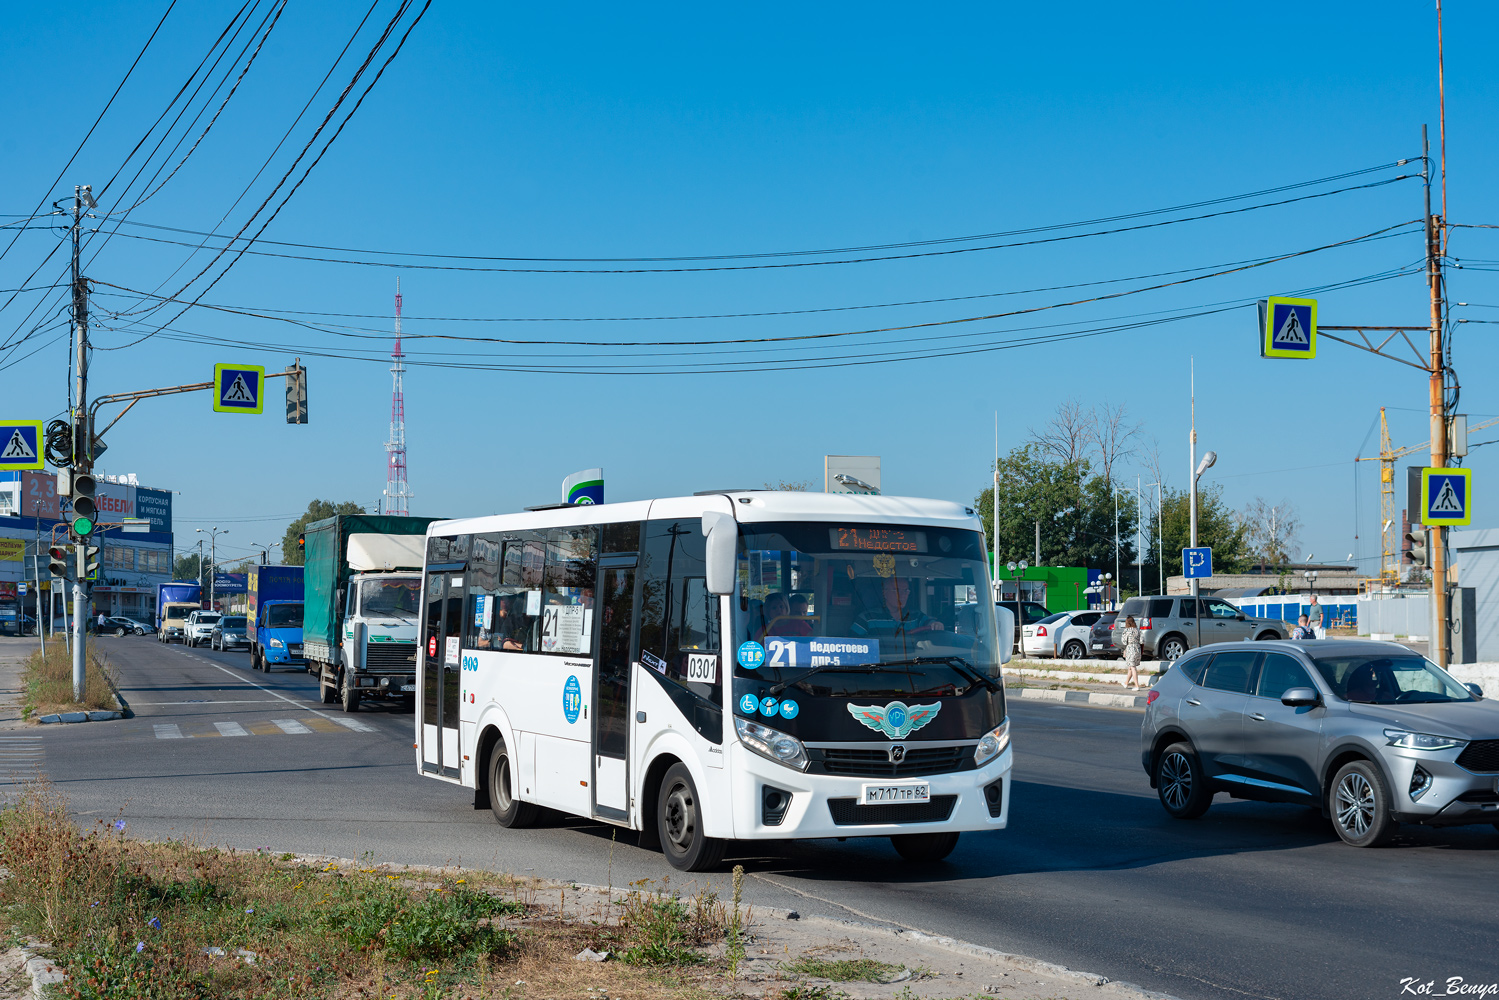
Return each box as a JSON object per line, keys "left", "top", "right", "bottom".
{"left": 1183, "top": 546, "right": 1213, "bottom": 579}
{"left": 0, "top": 420, "right": 43, "bottom": 470}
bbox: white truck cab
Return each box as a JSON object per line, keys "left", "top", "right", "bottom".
{"left": 333, "top": 535, "right": 423, "bottom": 709}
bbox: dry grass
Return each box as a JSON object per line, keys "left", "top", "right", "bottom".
{"left": 21, "top": 638, "right": 116, "bottom": 716}
{"left": 0, "top": 783, "right": 740, "bottom": 999}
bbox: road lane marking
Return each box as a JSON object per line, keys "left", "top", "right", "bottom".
{"left": 305, "top": 718, "right": 342, "bottom": 734}
{"left": 175, "top": 649, "right": 340, "bottom": 721}
{"left": 333, "top": 717, "right": 376, "bottom": 733}
{"left": 153, "top": 724, "right": 184, "bottom": 739}
{"left": 273, "top": 719, "right": 312, "bottom": 735}
{"left": 214, "top": 722, "right": 249, "bottom": 737}
{"left": 247, "top": 722, "right": 284, "bottom": 736}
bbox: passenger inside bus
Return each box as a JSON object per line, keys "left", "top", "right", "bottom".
{"left": 490, "top": 595, "right": 525, "bottom": 651}
{"left": 850, "top": 576, "right": 945, "bottom": 638}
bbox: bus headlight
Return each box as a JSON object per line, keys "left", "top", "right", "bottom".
{"left": 735, "top": 717, "right": 809, "bottom": 771}
{"left": 974, "top": 717, "right": 1010, "bottom": 766}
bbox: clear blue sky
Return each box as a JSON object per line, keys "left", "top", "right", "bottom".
{"left": 2, "top": 1, "right": 1496, "bottom": 573}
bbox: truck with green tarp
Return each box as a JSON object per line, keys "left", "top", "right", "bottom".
{"left": 301, "top": 513, "right": 440, "bottom": 712}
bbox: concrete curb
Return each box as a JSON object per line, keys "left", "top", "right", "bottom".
{"left": 37, "top": 710, "right": 122, "bottom": 724}
{"left": 1014, "top": 687, "right": 1148, "bottom": 710}
{"left": 19, "top": 939, "right": 64, "bottom": 999}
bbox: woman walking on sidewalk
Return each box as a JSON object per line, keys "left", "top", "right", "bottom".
{"left": 1117, "top": 614, "right": 1143, "bottom": 690}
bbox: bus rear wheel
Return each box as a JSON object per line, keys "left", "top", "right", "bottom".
{"left": 891, "top": 831, "right": 960, "bottom": 863}
{"left": 658, "top": 763, "right": 725, "bottom": 872}
{"left": 488, "top": 741, "right": 538, "bottom": 828}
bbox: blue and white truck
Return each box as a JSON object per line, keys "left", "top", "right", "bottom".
{"left": 246, "top": 564, "right": 304, "bottom": 672}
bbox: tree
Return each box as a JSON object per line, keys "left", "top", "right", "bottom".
{"left": 281, "top": 500, "right": 366, "bottom": 566}
{"left": 173, "top": 553, "right": 201, "bottom": 582}
{"left": 975, "top": 444, "right": 1136, "bottom": 572}
{"left": 1144, "top": 484, "right": 1252, "bottom": 580}
{"left": 1241, "top": 498, "right": 1301, "bottom": 571}
{"left": 762, "top": 480, "right": 812, "bottom": 491}
{"left": 1088, "top": 401, "right": 1141, "bottom": 485}
{"left": 1029, "top": 398, "right": 1094, "bottom": 466}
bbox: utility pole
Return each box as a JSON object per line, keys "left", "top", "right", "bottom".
{"left": 70, "top": 184, "right": 93, "bottom": 702}
{"left": 1424, "top": 122, "right": 1451, "bottom": 667}
{"left": 1034, "top": 520, "right": 1040, "bottom": 566}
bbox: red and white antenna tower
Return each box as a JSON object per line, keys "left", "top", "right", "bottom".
{"left": 383, "top": 278, "right": 413, "bottom": 515}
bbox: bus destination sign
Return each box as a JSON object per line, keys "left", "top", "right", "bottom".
{"left": 830, "top": 527, "right": 928, "bottom": 553}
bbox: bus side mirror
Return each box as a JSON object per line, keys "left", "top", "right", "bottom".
{"left": 994, "top": 604, "right": 1015, "bottom": 665}
{"left": 702, "top": 511, "right": 737, "bottom": 596}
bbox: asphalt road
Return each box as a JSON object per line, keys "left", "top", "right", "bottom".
{"left": 25, "top": 636, "right": 1499, "bottom": 1000}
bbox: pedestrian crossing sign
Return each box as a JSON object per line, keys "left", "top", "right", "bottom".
{"left": 1258, "top": 296, "right": 1317, "bottom": 359}
{"left": 214, "top": 363, "right": 264, "bottom": 414}
{"left": 0, "top": 420, "right": 43, "bottom": 470}
{"left": 1421, "top": 467, "right": 1472, "bottom": 526}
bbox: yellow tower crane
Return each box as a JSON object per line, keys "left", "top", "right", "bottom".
{"left": 1358, "top": 407, "right": 1499, "bottom": 586}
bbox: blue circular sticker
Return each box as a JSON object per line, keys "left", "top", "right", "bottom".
{"left": 887, "top": 704, "right": 907, "bottom": 729}
{"left": 738, "top": 692, "right": 759, "bottom": 715}
{"left": 562, "top": 675, "right": 582, "bottom": 724}
{"left": 778, "top": 699, "right": 800, "bottom": 720}
{"left": 759, "top": 696, "right": 780, "bottom": 717}
{"left": 737, "top": 641, "right": 766, "bottom": 669}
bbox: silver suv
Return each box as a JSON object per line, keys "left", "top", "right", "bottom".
{"left": 1111, "top": 595, "right": 1286, "bottom": 660}
{"left": 1141, "top": 639, "right": 1499, "bottom": 846}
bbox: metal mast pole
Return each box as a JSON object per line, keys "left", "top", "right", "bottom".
{"left": 992, "top": 413, "right": 1000, "bottom": 603}
{"left": 70, "top": 185, "right": 90, "bottom": 702}
{"left": 1189, "top": 357, "right": 1200, "bottom": 647}
{"left": 384, "top": 279, "right": 412, "bottom": 516}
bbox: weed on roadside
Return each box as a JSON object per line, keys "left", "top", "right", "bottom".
{"left": 781, "top": 956, "right": 908, "bottom": 982}
{"left": 21, "top": 638, "right": 116, "bottom": 716}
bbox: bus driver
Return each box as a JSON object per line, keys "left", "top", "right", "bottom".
{"left": 850, "top": 575, "right": 944, "bottom": 638}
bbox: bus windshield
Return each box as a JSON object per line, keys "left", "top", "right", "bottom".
{"left": 734, "top": 522, "right": 999, "bottom": 698}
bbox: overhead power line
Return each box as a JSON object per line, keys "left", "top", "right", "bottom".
{"left": 104, "top": 175, "right": 1418, "bottom": 275}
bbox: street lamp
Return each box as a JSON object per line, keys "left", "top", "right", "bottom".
{"left": 252, "top": 542, "right": 281, "bottom": 565}
{"left": 1102, "top": 572, "right": 1114, "bottom": 610}
{"left": 196, "top": 527, "right": 227, "bottom": 609}
{"left": 1006, "top": 560, "right": 1028, "bottom": 640}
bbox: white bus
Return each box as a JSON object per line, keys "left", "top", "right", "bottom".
{"left": 415, "top": 490, "right": 1014, "bottom": 870}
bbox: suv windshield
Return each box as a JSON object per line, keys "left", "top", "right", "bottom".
{"left": 734, "top": 522, "right": 998, "bottom": 698}
{"left": 267, "top": 604, "right": 303, "bottom": 628}
{"left": 360, "top": 579, "right": 420, "bottom": 617}
{"left": 196, "top": 613, "right": 221, "bottom": 625}
{"left": 1311, "top": 653, "right": 1474, "bottom": 704}
{"left": 221, "top": 616, "right": 246, "bottom": 629}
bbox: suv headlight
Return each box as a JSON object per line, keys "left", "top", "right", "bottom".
{"left": 1384, "top": 728, "right": 1467, "bottom": 751}
{"left": 974, "top": 717, "right": 1011, "bottom": 766}
{"left": 269, "top": 638, "right": 285, "bottom": 648}
{"left": 735, "top": 717, "right": 809, "bottom": 771}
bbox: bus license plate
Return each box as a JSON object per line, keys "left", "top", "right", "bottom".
{"left": 400, "top": 684, "right": 416, "bottom": 692}
{"left": 860, "top": 782, "right": 930, "bottom": 806}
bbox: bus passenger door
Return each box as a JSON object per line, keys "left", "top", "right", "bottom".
{"left": 592, "top": 562, "right": 636, "bottom": 819}
{"left": 421, "top": 570, "right": 463, "bottom": 778}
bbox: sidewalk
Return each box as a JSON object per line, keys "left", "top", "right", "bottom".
{"left": 0, "top": 635, "right": 40, "bottom": 730}
{"left": 1005, "top": 656, "right": 1159, "bottom": 710}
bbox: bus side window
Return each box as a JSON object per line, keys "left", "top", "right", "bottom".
{"left": 540, "top": 526, "right": 598, "bottom": 656}
{"left": 466, "top": 533, "right": 501, "bottom": 650}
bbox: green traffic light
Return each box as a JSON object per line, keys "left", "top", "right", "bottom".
{"left": 72, "top": 515, "right": 95, "bottom": 536}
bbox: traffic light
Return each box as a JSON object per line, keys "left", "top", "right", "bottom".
{"left": 1406, "top": 531, "right": 1429, "bottom": 568}
{"left": 297, "top": 533, "right": 305, "bottom": 557}
{"left": 80, "top": 544, "right": 100, "bottom": 580}
{"left": 48, "top": 545, "right": 70, "bottom": 580}
{"left": 68, "top": 472, "right": 97, "bottom": 537}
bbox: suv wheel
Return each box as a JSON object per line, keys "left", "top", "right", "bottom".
{"left": 1158, "top": 636, "right": 1188, "bottom": 660}
{"left": 1255, "top": 631, "right": 1279, "bottom": 641}
{"left": 1155, "top": 742, "right": 1212, "bottom": 818}
{"left": 1330, "top": 760, "right": 1397, "bottom": 847}
{"left": 1062, "top": 640, "right": 1086, "bottom": 659}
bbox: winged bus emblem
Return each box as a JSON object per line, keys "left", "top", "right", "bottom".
{"left": 846, "top": 700, "right": 941, "bottom": 739}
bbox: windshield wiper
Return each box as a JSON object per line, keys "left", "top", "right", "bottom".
{"left": 765, "top": 655, "right": 1000, "bottom": 696}
{"left": 881, "top": 656, "right": 1001, "bottom": 693}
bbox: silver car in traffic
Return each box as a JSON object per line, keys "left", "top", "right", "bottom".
{"left": 1141, "top": 639, "right": 1499, "bottom": 846}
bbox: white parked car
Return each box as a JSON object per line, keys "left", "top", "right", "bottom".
{"left": 185, "top": 610, "right": 222, "bottom": 647}
{"left": 1021, "top": 610, "right": 1108, "bottom": 658}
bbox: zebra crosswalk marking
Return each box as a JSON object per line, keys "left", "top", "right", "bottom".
{"left": 146, "top": 716, "right": 380, "bottom": 738}
{"left": 214, "top": 721, "right": 249, "bottom": 737}
{"left": 333, "top": 717, "right": 376, "bottom": 733}
{"left": 0, "top": 737, "right": 44, "bottom": 785}
{"left": 153, "top": 723, "right": 184, "bottom": 739}
{"left": 272, "top": 719, "right": 311, "bottom": 735}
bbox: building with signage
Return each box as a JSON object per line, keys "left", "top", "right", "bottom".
{"left": 0, "top": 470, "right": 174, "bottom": 622}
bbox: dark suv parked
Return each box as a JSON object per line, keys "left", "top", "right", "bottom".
{"left": 1114, "top": 596, "right": 1285, "bottom": 660}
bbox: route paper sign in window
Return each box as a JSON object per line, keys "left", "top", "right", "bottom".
{"left": 542, "top": 603, "right": 589, "bottom": 654}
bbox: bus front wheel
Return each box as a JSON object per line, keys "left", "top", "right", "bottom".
{"left": 657, "top": 763, "right": 726, "bottom": 872}
{"left": 891, "top": 831, "right": 960, "bottom": 863}
{"left": 488, "top": 742, "right": 538, "bottom": 828}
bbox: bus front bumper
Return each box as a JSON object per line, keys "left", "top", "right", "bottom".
{"left": 727, "top": 742, "right": 1011, "bottom": 840}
